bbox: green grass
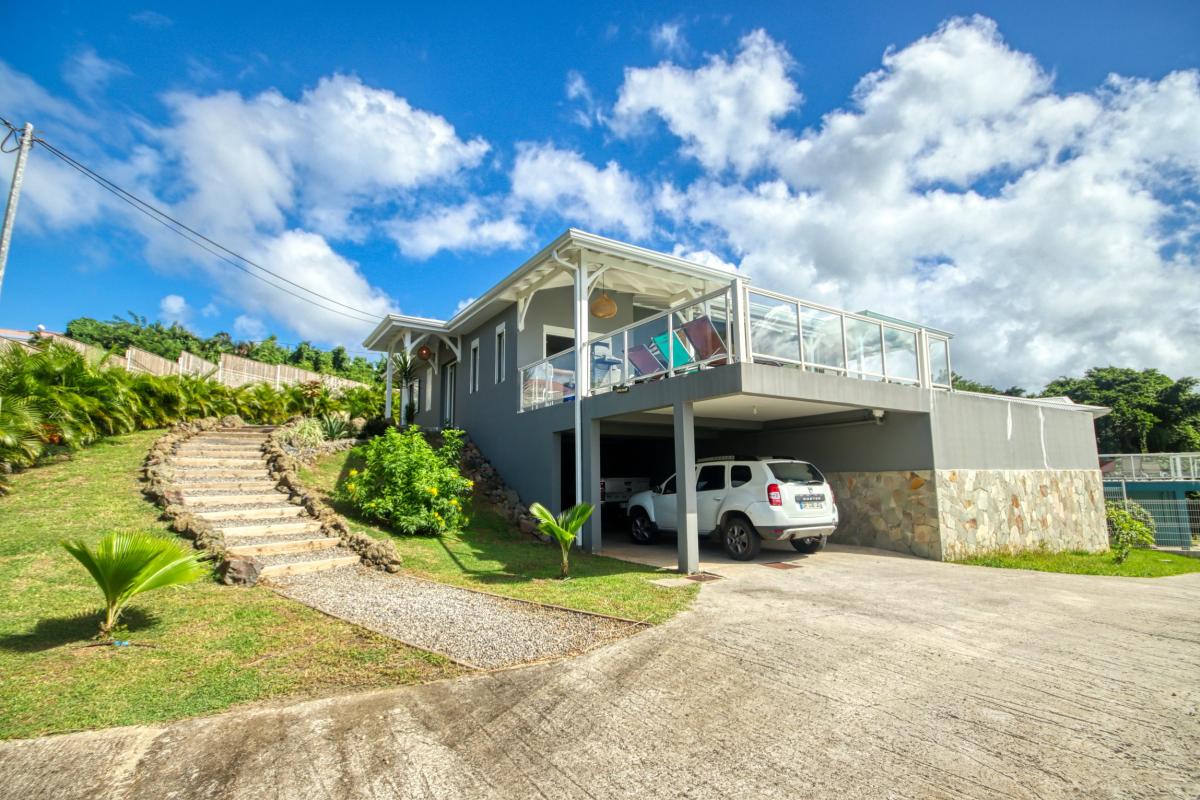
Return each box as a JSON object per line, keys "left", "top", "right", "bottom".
{"left": 957, "top": 548, "right": 1200, "bottom": 577}
{"left": 0, "top": 431, "right": 462, "bottom": 740}
{"left": 301, "top": 449, "right": 698, "bottom": 624}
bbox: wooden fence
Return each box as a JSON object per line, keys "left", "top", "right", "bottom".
{"left": 17, "top": 332, "right": 367, "bottom": 392}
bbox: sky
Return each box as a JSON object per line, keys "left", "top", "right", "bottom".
{"left": 0, "top": 1, "right": 1197, "bottom": 388}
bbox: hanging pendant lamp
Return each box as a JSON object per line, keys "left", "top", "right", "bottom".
{"left": 589, "top": 274, "right": 618, "bottom": 319}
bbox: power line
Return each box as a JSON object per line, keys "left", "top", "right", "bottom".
{"left": 26, "top": 130, "right": 386, "bottom": 324}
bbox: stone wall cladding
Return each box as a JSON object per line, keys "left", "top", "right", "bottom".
{"left": 936, "top": 469, "right": 1108, "bottom": 559}
{"left": 826, "top": 470, "right": 940, "bottom": 559}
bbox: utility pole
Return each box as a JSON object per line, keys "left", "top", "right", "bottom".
{"left": 0, "top": 122, "right": 34, "bottom": 303}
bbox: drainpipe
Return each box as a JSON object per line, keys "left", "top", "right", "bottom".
{"left": 551, "top": 247, "right": 586, "bottom": 532}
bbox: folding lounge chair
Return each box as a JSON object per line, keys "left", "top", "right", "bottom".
{"left": 627, "top": 345, "right": 665, "bottom": 378}
{"left": 651, "top": 331, "right": 693, "bottom": 371}
{"left": 678, "top": 316, "right": 728, "bottom": 365}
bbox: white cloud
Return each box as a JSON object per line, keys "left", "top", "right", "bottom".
{"left": 613, "top": 29, "right": 800, "bottom": 175}
{"left": 232, "top": 314, "right": 267, "bottom": 340}
{"left": 216, "top": 230, "right": 396, "bottom": 345}
{"left": 511, "top": 143, "right": 650, "bottom": 237}
{"left": 388, "top": 201, "right": 528, "bottom": 259}
{"left": 130, "top": 10, "right": 173, "bottom": 28}
{"left": 663, "top": 17, "right": 1200, "bottom": 388}
{"left": 200, "top": 302, "right": 220, "bottom": 318}
{"left": 160, "top": 74, "right": 490, "bottom": 241}
{"left": 565, "top": 70, "right": 605, "bottom": 128}
{"left": 158, "top": 294, "right": 190, "bottom": 325}
{"left": 650, "top": 22, "right": 688, "bottom": 57}
{"left": 453, "top": 296, "right": 476, "bottom": 314}
{"left": 63, "top": 47, "right": 130, "bottom": 100}
{"left": 670, "top": 243, "right": 738, "bottom": 273}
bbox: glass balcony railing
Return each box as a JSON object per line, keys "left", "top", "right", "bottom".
{"left": 1100, "top": 453, "right": 1200, "bottom": 481}
{"left": 518, "top": 282, "right": 953, "bottom": 411}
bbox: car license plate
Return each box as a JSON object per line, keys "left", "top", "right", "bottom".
{"left": 797, "top": 494, "right": 824, "bottom": 509}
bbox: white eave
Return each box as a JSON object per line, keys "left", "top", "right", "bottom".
{"left": 363, "top": 228, "right": 743, "bottom": 350}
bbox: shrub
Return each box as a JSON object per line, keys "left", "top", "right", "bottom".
{"left": 359, "top": 416, "right": 397, "bottom": 439}
{"left": 338, "top": 425, "right": 472, "bottom": 534}
{"left": 1105, "top": 499, "right": 1156, "bottom": 537}
{"left": 318, "top": 414, "right": 352, "bottom": 441}
{"left": 62, "top": 531, "right": 205, "bottom": 637}
{"left": 1106, "top": 504, "right": 1155, "bottom": 563}
{"left": 281, "top": 418, "right": 325, "bottom": 449}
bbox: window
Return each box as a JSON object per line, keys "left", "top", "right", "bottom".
{"left": 696, "top": 465, "right": 726, "bottom": 492}
{"left": 543, "top": 325, "right": 576, "bottom": 358}
{"left": 469, "top": 339, "right": 480, "bottom": 393}
{"left": 495, "top": 323, "right": 506, "bottom": 383}
{"left": 661, "top": 475, "right": 676, "bottom": 495}
{"left": 730, "top": 465, "right": 753, "bottom": 487}
{"left": 768, "top": 461, "right": 826, "bottom": 485}
{"left": 424, "top": 366, "right": 432, "bottom": 411}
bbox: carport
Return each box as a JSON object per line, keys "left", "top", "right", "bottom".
{"left": 579, "top": 382, "right": 935, "bottom": 573}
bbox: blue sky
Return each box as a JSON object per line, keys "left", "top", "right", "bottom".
{"left": 1, "top": 1, "right": 1197, "bottom": 385}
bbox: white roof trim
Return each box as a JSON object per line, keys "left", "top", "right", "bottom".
{"left": 363, "top": 228, "right": 743, "bottom": 349}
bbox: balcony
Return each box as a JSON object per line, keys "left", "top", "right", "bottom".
{"left": 519, "top": 283, "right": 953, "bottom": 412}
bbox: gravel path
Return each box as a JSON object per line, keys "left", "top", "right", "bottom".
{"left": 271, "top": 566, "right": 640, "bottom": 668}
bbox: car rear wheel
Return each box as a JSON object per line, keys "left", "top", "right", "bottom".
{"left": 629, "top": 509, "right": 656, "bottom": 545}
{"left": 791, "top": 536, "right": 826, "bottom": 554}
{"left": 722, "top": 517, "right": 761, "bottom": 561}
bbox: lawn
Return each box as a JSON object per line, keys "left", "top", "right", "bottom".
{"left": 957, "top": 548, "right": 1200, "bottom": 577}
{"left": 302, "top": 448, "right": 698, "bottom": 624}
{"left": 0, "top": 431, "right": 462, "bottom": 740}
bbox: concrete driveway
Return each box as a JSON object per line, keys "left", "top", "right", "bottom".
{"left": 3, "top": 546, "right": 1199, "bottom": 799}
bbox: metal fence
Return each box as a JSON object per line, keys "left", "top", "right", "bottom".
{"left": 1100, "top": 453, "right": 1200, "bottom": 481}
{"left": 1103, "top": 486, "right": 1200, "bottom": 550}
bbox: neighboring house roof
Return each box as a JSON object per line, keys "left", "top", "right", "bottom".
{"left": 364, "top": 228, "right": 741, "bottom": 350}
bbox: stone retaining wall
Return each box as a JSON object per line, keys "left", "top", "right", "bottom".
{"left": 826, "top": 470, "right": 940, "bottom": 559}
{"left": 935, "top": 468, "right": 1108, "bottom": 559}
{"left": 827, "top": 468, "right": 1108, "bottom": 560}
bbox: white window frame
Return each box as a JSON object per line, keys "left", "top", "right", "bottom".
{"left": 424, "top": 365, "right": 433, "bottom": 411}
{"left": 469, "top": 338, "right": 480, "bottom": 393}
{"left": 494, "top": 322, "right": 506, "bottom": 384}
{"left": 543, "top": 324, "right": 576, "bottom": 358}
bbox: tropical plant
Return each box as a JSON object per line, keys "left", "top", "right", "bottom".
{"left": 61, "top": 531, "right": 206, "bottom": 636}
{"left": 318, "top": 414, "right": 352, "bottom": 440}
{"left": 529, "top": 502, "right": 594, "bottom": 578}
{"left": 281, "top": 418, "right": 326, "bottom": 449}
{"left": 338, "top": 425, "right": 472, "bottom": 534}
{"left": 1105, "top": 504, "right": 1156, "bottom": 563}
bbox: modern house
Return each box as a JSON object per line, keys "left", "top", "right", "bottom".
{"left": 364, "top": 229, "right": 1110, "bottom": 573}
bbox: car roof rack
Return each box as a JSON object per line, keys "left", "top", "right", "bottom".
{"left": 696, "top": 455, "right": 799, "bottom": 463}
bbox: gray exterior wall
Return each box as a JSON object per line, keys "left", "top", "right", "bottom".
{"left": 930, "top": 392, "right": 1101, "bottom": 470}
{"left": 405, "top": 306, "right": 1106, "bottom": 560}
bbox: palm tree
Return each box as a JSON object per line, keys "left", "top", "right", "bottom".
{"left": 393, "top": 350, "right": 419, "bottom": 423}
{"left": 529, "top": 502, "right": 595, "bottom": 578}
{"left": 62, "top": 532, "right": 206, "bottom": 637}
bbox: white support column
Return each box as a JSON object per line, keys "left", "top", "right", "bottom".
{"left": 581, "top": 416, "right": 603, "bottom": 553}
{"left": 572, "top": 252, "right": 589, "bottom": 534}
{"left": 384, "top": 340, "right": 395, "bottom": 419}
{"left": 674, "top": 399, "right": 698, "bottom": 574}
{"left": 731, "top": 277, "right": 750, "bottom": 364}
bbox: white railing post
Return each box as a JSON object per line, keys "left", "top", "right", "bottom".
{"left": 667, "top": 310, "right": 675, "bottom": 375}
{"left": 731, "top": 279, "right": 750, "bottom": 364}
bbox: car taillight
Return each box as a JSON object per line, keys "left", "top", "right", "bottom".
{"left": 767, "top": 483, "right": 782, "bottom": 506}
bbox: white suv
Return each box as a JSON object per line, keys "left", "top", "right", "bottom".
{"left": 626, "top": 457, "right": 839, "bottom": 560}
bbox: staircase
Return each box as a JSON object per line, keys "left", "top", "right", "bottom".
{"left": 166, "top": 426, "right": 358, "bottom": 578}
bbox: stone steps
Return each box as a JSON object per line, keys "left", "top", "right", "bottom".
{"left": 226, "top": 536, "right": 341, "bottom": 558}
{"left": 195, "top": 506, "right": 306, "bottom": 522}
{"left": 218, "top": 520, "right": 325, "bottom": 538}
{"left": 258, "top": 551, "right": 360, "bottom": 579}
{"left": 171, "top": 456, "right": 268, "bottom": 468}
{"left": 166, "top": 426, "right": 354, "bottom": 580}
{"left": 178, "top": 492, "right": 288, "bottom": 507}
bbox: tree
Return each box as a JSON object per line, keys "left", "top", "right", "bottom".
{"left": 1043, "top": 367, "right": 1200, "bottom": 453}
{"left": 62, "top": 531, "right": 205, "bottom": 637}
{"left": 529, "top": 502, "right": 595, "bottom": 578}
{"left": 951, "top": 375, "right": 1027, "bottom": 397}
